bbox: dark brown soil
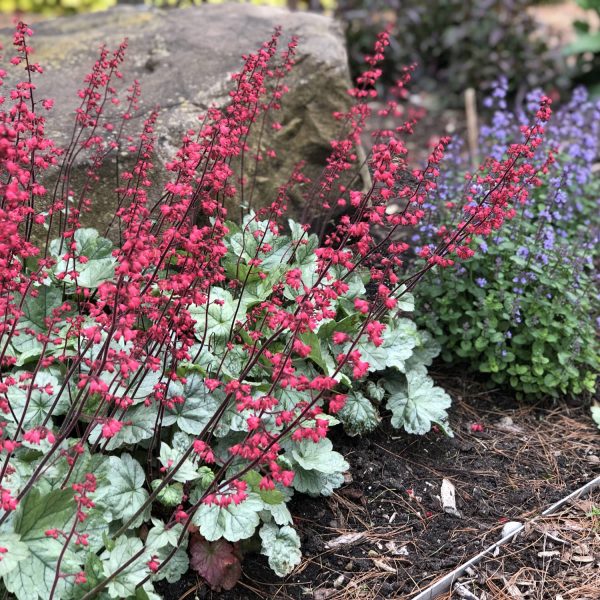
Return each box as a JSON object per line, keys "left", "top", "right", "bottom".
{"left": 156, "top": 372, "right": 600, "bottom": 600}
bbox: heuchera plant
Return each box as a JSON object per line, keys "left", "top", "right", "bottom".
{"left": 0, "top": 23, "right": 551, "bottom": 599}
{"left": 417, "top": 79, "right": 598, "bottom": 399}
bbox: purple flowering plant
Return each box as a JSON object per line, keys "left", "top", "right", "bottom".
{"left": 416, "top": 81, "right": 599, "bottom": 399}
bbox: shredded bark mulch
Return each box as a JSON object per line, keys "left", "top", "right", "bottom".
{"left": 159, "top": 372, "right": 600, "bottom": 600}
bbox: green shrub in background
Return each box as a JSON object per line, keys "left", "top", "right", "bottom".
{"left": 416, "top": 83, "right": 600, "bottom": 399}
{"left": 565, "top": 0, "right": 600, "bottom": 94}
{"left": 337, "top": 0, "right": 569, "bottom": 103}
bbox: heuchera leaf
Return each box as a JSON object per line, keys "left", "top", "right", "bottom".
{"left": 259, "top": 523, "right": 301, "bottom": 577}
{"left": 384, "top": 368, "right": 453, "bottom": 435}
{"left": 151, "top": 480, "right": 184, "bottom": 507}
{"left": 6, "top": 370, "right": 69, "bottom": 430}
{"left": 100, "top": 536, "right": 149, "bottom": 599}
{"left": 50, "top": 228, "right": 116, "bottom": 288}
{"left": 163, "top": 373, "right": 220, "bottom": 435}
{"left": 192, "top": 494, "right": 263, "bottom": 542}
{"left": 104, "top": 454, "right": 150, "bottom": 528}
{"left": 189, "top": 534, "right": 241, "bottom": 591}
{"left": 343, "top": 317, "right": 418, "bottom": 374}
{"left": 337, "top": 391, "right": 380, "bottom": 437}
{"left": 189, "top": 287, "right": 245, "bottom": 340}
{"left": 290, "top": 439, "right": 349, "bottom": 474}
{"left": 0, "top": 533, "right": 30, "bottom": 578}
{"left": 6, "top": 488, "right": 79, "bottom": 600}
{"left": 289, "top": 467, "right": 345, "bottom": 497}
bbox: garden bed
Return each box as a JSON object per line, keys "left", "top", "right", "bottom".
{"left": 157, "top": 372, "right": 600, "bottom": 599}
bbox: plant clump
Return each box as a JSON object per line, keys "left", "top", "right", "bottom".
{"left": 0, "top": 23, "right": 552, "bottom": 599}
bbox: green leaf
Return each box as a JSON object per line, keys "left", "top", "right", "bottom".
{"left": 242, "top": 471, "right": 284, "bottom": 505}
{"left": 189, "top": 288, "right": 245, "bottom": 340}
{"left": 14, "top": 488, "right": 75, "bottom": 540}
{"left": 50, "top": 229, "right": 116, "bottom": 289}
{"left": 345, "top": 318, "right": 418, "bottom": 373}
{"left": 564, "top": 31, "right": 600, "bottom": 55}
{"left": 159, "top": 439, "right": 201, "bottom": 484}
{"left": 152, "top": 543, "right": 189, "bottom": 584}
{"left": 101, "top": 536, "right": 149, "bottom": 599}
{"left": 337, "top": 391, "right": 380, "bottom": 436}
{"left": 13, "top": 284, "right": 63, "bottom": 338}
{"left": 259, "top": 523, "right": 301, "bottom": 577}
{"left": 164, "top": 373, "right": 220, "bottom": 435}
{"left": 102, "top": 403, "right": 158, "bottom": 450}
{"left": 6, "top": 371, "right": 68, "bottom": 430}
{"left": 384, "top": 369, "right": 453, "bottom": 435}
{"left": 405, "top": 330, "right": 441, "bottom": 369}
{"left": 0, "top": 533, "right": 30, "bottom": 577}
{"left": 290, "top": 467, "right": 345, "bottom": 497}
{"left": 7, "top": 488, "right": 79, "bottom": 600}
{"left": 151, "top": 481, "right": 184, "bottom": 508}
{"left": 263, "top": 501, "right": 293, "bottom": 526}
{"left": 103, "top": 454, "right": 150, "bottom": 528}
{"left": 193, "top": 494, "right": 263, "bottom": 542}
{"left": 290, "top": 438, "right": 349, "bottom": 474}
{"left": 146, "top": 520, "right": 183, "bottom": 551}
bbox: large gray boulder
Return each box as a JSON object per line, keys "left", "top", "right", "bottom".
{"left": 1, "top": 5, "right": 353, "bottom": 231}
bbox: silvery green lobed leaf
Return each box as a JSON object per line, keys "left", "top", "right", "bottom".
{"left": 365, "top": 380, "right": 385, "bottom": 402}
{"left": 101, "top": 536, "right": 150, "bottom": 599}
{"left": 337, "top": 391, "right": 380, "bottom": 436}
{"left": 164, "top": 373, "right": 220, "bottom": 435}
{"left": 159, "top": 441, "right": 202, "bottom": 484}
{"left": 0, "top": 533, "right": 29, "bottom": 578}
{"left": 189, "top": 288, "right": 246, "bottom": 340}
{"left": 290, "top": 467, "right": 345, "bottom": 497}
{"left": 343, "top": 317, "right": 418, "bottom": 374}
{"left": 102, "top": 454, "right": 150, "bottom": 528}
{"left": 290, "top": 438, "right": 349, "bottom": 474}
{"left": 384, "top": 368, "right": 453, "bottom": 435}
{"left": 146, "top": 520, "right": 183, "bottom": 551}
{"left": 192, "top": 493, "right": 264, "bottom": 542}
{"left": 6, "top": 371, "right": 68, "bottom": 430}
{"left": 152, "top": 543, "right": 189, "bottom": 584}
{"left": 97, "top": 403, "right": 158, "bottom": 450}
{"left": 261, "top": 501, "right": 293, "bottom": 526}
{"left": 5, "top": 488, "right": 79, "bottom": 600}
{"left": 50, "top": 228, "right": 116, "bottom": 289}
{"left": 259, "top": 523, "right": 302, "bottom": 577}
{"left": 405, "top": 329, "right": 441, "bottom": 370}
{"left": 591, "top": 405, "right": 600, "bottom": 430}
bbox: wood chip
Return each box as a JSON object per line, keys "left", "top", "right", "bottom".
{"left": 441, "top": 478, "right": 461, "bottom": 517}
{"left": 324, "top": 532, "right": 364, "bottom": 549}
{"left": 537, "top": 550, "right": 560, "bottom": 558}
{"left": 372, "top": 558, "right": 397, "bottom": 574}
{"left": 571, "top": 555, "right": 595, "bottom": 563}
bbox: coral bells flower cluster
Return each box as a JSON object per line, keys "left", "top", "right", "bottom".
{"left": 0, "top": 20, "right": 552, "bottom": 597}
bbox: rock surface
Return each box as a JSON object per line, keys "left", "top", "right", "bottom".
{"left": 0, "top": 5, "right": 352, "bottom": 229}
